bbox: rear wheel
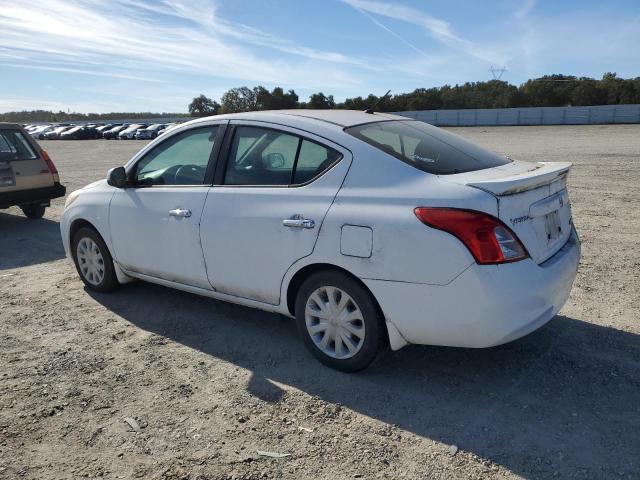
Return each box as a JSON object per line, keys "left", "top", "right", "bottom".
{"left": 72, "top": 227, "right": 118, "bottom": 292}
{"left": 20, "top": 204, "right": 46, "bottom": 219}
{"left": 295, "top": 271, "right": 385, "bottom": 372}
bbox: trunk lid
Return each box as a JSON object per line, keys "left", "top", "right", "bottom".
{"left": 444, "top": 161, "right": 573, "bottom": 264}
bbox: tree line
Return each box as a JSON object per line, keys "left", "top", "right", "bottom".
{"left": 3, "top": 73, "right": 639, "bottom": 122}
{"left": 0, "top": 110, "right": 184, "bottom": 123}
{"left": 189, "top": 73, "right": 640, "bottom": 116}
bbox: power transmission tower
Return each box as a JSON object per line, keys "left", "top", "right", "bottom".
{"left": 489, "top": 65, "right": 507, "bottom": 80}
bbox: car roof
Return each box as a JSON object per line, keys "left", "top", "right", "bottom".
{"left": 188, "top": 109, "right": 407, "bottom": 129}
{"left": 276, "top": 109, "right": 405, "bottom": 127}
{"left": 0, "top": 123, "right": 24, "bottom": 130}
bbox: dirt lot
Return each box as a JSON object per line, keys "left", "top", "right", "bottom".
{"left": 1, "top": 125, "right": 639, "bottom": 480}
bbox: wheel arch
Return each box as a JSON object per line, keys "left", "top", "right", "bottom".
{"left": 68, "top": 217, "right": 133, "bottom": 285}
{"left": 285, "top": 262, "right": 382, "bottom": 318}
{"left": 285, "top": 262, "right": 410, "bottom": 350}
{"left": 69, "top": 218, "right": 101, "bottom": 245}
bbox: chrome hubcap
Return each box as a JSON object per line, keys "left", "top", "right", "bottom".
{"left": 305, "top": 286, "right": 365, "bottom": 359}
{"left": 76, "top": 237, "right": 105, "bottom": 286}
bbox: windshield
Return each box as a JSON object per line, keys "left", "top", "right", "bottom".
{"left": 345, "top": 120, "right": 510, "bottom": 175}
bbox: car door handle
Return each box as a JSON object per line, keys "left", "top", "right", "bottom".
{"left": 283, "top": 215, "right": 315, "bottom": 229}
{"left": 169, "top": 208, "right": 192, "bottom": 218}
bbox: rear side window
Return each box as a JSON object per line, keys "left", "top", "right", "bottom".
{"left": 0, "top": 130, "right": 38, "bottom": 162}
{"left": 223, "top": 126, "right": 341, "bottom": 186}
{"left": 294, "top": 140, "right": 341, "bottom": 184}
{"left": 345, "top": 120, "right": 510, "bottom": 175}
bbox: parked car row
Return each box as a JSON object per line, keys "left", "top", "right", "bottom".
{"left": 23, "top": 122, "right": 179, "bottom": 140}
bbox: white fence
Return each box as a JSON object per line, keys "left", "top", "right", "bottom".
{"left": 396, "top": 104, "right": 640, "bottom": 126}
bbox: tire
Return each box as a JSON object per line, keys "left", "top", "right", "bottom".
{"left": 20, "top": 204, "right": 46, "bottom": 219}
{"left": 71, "top": 227, "right": 119, "bottom": 292}
{"left": 295, "top": 271, "right": 386, "bottom": 372}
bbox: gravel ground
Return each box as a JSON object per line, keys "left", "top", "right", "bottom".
{"left": 1, "top": 125, "right": 639, "bottom": 480}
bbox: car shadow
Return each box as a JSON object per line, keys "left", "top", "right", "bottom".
{"left": 0, "top": 211, "right": 66, "bottom": 269}
{"left": 89, "top": 281, "right": 640, "bottom": 478}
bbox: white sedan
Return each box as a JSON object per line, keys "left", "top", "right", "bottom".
{"left": 60, "top": 110, "right": 580, "bottom": 371}
{"left": 28, "top": 125, "right": 55, "bottom": 139}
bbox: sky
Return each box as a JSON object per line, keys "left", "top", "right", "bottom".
{"left": 0, "top": 0, "right": 639, "bottom": 113}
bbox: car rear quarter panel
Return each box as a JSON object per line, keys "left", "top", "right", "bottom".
{"left": 282, "top": 142, "right": 499, "bottom": 289}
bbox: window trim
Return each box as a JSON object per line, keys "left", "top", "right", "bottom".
{"left": 126, "top": 124, "right": 226, "bottom": 188}
{"left": 0, "top": 129, "right": 40, "bottom": 162}
{"left": 214, "top": 124, "right": 343, "bottom": 188}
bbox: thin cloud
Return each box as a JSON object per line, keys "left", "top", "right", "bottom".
{"left": 2, "top": 62, "right": 169, "bottom": 83}
{"left": 351, "top": 5, "right": 433, "bottom": 59}
{"left": 0, "top": 0, "right": 364, "bottom": 89}
{"left": 514, "top": 0, "right": 537, "bottom": 19}
{"left": 341, "top": 0, "right": 506, "bottom": 65}
{"left": 0, "top": 97, "right": 70, "bottom": 112}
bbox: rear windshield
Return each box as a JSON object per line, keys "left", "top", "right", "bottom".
{"left": 345, "top": 120, "right": 510, "bottom": 175}
{"left": 0, "top": 130, "right": 38, "bottom": 161}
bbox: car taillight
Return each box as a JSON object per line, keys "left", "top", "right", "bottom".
{"left": 414, "top": 207, "right": 528, "bottom": 264}
{"left": 40, "top": 149, "right": 58, "bottom": 174}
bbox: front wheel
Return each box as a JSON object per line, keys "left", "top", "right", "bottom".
{"left": 295, "top": 271, "right": 386, "bottom": 372}
{"left": 20, "top": 204, "right": 46, "bottom": 219}
{"left": 72, "top": 227, "right": 119, "bottom": 292}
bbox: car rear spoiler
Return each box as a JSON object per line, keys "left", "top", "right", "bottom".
{"left": 466, "top": 162, "right": 572, "bottom": 196}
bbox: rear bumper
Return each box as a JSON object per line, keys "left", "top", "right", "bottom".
{"left": 0, "top": 183, "right": 66, "bottom": 209}
{"left": 364, "top": 227, "right": 581, "bottom": 349}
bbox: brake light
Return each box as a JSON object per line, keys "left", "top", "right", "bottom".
{"left": 414, "top": 207, "right": 528, "bottom": 264}
{"left": 40, "top": 149, "right": 58, "bottom": 174}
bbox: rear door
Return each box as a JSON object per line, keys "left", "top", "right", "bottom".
{"left": 0, "top": 128, "right": 53, "bottom": 193}
{"left": 200, "top": 121, "right": 352, "bottom": 305}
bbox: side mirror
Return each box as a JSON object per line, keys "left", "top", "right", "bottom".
{"left": 107, "top": 166, "right": 127, "bottom": 188}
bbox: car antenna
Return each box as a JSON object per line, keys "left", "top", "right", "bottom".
{"left": 364, "top": 90, "right": 391, "bottom": 114}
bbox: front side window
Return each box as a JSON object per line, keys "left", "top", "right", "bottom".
{"left": 346, "top": 120, "right": 511, "bottom": 175}
{"left": 224, "top": 126, "right": 341, "bottom": 186}
{"left": 134, "top": 126, "right": 218, "bottom": 186}
{"left": 0, "top": 130, "right": 38, "bottom": 162}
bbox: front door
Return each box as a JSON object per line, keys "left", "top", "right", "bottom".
{"left": 200, "top": 121, "right": 352, "bottom": 305}
{"left": 109, "top": 124, "right": 223, "bottom": 289}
